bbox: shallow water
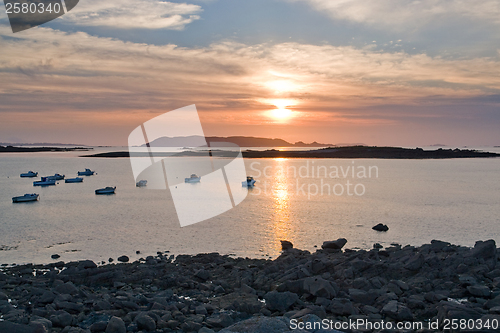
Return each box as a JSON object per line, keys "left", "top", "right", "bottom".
{"left": 0, "top": 148, "right": 499, "bottom": 265}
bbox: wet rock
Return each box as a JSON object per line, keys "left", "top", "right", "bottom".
{"left": 303, "top": 277, "right": 336, "bottom": 298}
{"left": 135, "top": 314, "right": 156, "bottom": 331}
{"left": 219, "top": 316, "right": 288, "bottom": 333}
{"left": 0, "top": 321, "right": 42, "bottom": 333}
{"left": 90, "top": 321, "right": 108, "bottom": 332}
{"left": 55, "top": 281, "right": 79, "bottom": 295}
{"left": 105, "top": 316, "right": 126, "bottom": 333}
{"left": 321, "top": 238, "right": 347, "bottom": 250}
{"left": 381, "top": 300, "right": 413, "bottom": 321}
{"left": 195, "top": 269, "right": 210, "bottom": 281}
{"left": 471, "top": 240, "right": 497, "bottom": 260}
{"left": 50, "top": 310, "right": 74, "bottom": 328}
{"left": 404, "top": 253, "right": 424, "bottom": 271}
{"left": 281, "top": 240, "right": 294, "bottom": 251}
{"left": 373, "top": 243, "right": 383, "bottom": 249}
{"left": 468, "top": 285, "right": 491, "bottom": 298}
{"left": 117, "top": 256, "right": 129, "bottom": 263}
{"left": 51, "top": 254, "right": 60, "bottom": 259}
{"left": 77, "top": 260, "right": 97, "bottom": 270}
{"left": 372, "top": 223, "right": 389, "bottom": 232}
{"left": 264, "top": 291, "right": 299, "bottom": 312}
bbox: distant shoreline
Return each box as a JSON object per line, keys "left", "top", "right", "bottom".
{"left": 0, "top": 146, "right": 92, "bottom": 153}
{"left": 81, "top": 146, "right": 500, "bottom": 159}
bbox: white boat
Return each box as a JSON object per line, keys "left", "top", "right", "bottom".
{"left": 95, "top": 186, "right": 116, "bottom": 195}
{"left": 65, "top": 177, "right": 84, "bottom": 183}
{"left": 33, "top": 177, "right": 57, "bottom": 186}
{"left": 78, "top": 168, "right": 95, "bottom": 176}
{"left": 46, "top": 173, "right": 65, "bottom": 180}
{"left": 136, "top": 180, "right": 147, "bottom": 187}
{"left": 242, "top": 176, "right": 256, "bottom": 187}
{"left": 20, "top": 171, "right": 38, "bottom": 178}
{"left": 12, "top": 193, "right": 39, "bottom": 203}
{"left": 185, "top": 174, "right": 201, "bottom": 183}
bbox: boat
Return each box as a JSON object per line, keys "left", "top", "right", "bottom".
{"left": 136, "top": 180, "right": 147, "bottom": 187}
{"left": 242, "top": 176, "right": 256, "bottom": 187}
{"left": 78, "top": 168, "right": 95, "bottom": 176}
{"left": 65, "top": 177, "right": 84, "bottom": 183}
{"left": 95, "top": 186, "right": 116, "bottom": 195}
{"left": 20, "top": 171, "right": 38, "bottom": 178}
{"left": 185, "top": 174, "right": 201, "bottom": 183}
{"left": 33, "top": 177, "right": 57, "bottom": 186}
{"left": 46, "top": 173, "right": 65, "bottom": 180}
{"left": 12, "top": 193, "right": 39, "bottom": 203}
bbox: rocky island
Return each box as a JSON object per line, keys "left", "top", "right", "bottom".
{"left": 1, "top": 239, "right": 499, "bottom": 333}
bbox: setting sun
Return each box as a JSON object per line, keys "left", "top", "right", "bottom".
{"left": 271, "top": 108, "right": 293, "bottom": 119}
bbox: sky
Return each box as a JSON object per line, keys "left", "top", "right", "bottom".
{"left": 0, "top": 0, "right": 499, "bottom": 146}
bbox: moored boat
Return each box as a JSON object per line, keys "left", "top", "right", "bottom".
{"left": 33, "top": 177, "right": 57, "bottom": 186}
{"left": 65, "top": 177, "right": 84, "bottom": 183}
{"left": 95, "top": 186, "right": 116, "bottom": 195}
{"left": 46, "top": 173, "right": 65, "bottom": 180}
{"left": 185, "top": 174, "right": 201, "bottom": 183}
{"left": 78, "top": 168, "right": 95, "bottom": 176}
{"left": 12, "top": 193, "right": 39, "bottom": 203}
{"left": 136, "top": 180, "right": 147, "bottom": 187}
{"left": 20, "top": 171, "right": 38, "bottom": 178}
{"left": 242, "top": 176, "right": 256, "bottom": 187}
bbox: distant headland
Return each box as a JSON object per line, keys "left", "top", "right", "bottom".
{"left": 143, "top": 136, "right": 334, "bottom": 148}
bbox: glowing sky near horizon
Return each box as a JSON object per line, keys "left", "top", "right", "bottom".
{"left": 0, "top": 0, "right": 499, "bottom": 146}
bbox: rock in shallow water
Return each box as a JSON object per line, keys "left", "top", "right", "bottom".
{"left": 321, "top": 238, "right": 347, "bottom": 250}
{"left": 372, "top": 223, "right": 389, "bottom": 231}
{"left": 117, "top": 255, "right": 129, "bottom": 263}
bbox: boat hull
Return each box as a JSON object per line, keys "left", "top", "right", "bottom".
{"left": 12, "top": 194, "right": 39, "bottom": 203}
{"left": 95, "top": 187, "right": 116, "bottom": 195}
{"left": 78, "top": 171, "right": 95, "bottom": 176}
{"left": 65, "top": 178, "right": 83, "bottom": 183}
{"left": 20, "top": 172, "right": 38, "bottom": 178}
{"left": 33, "top": 181, "right": 56, "bottom": 186}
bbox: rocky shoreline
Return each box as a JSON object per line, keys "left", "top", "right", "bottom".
{"left": 1, "top": 239, "right": 499, "bottom": 333}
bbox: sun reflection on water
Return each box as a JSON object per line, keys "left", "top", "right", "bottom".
{"left": 269, "top": 158, "right": 293, "bottom": 253}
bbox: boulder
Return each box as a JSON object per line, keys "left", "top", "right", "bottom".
{"left": 467, "top": 285, "right": 491, "bottom": 298}
{"left": 105, "top": 316, "right": 126, "bottom": 333}
{"left": 264, "top": 291, "right": 299, "bottom": 312}
{"left": 471, "top": 240, "right": 497, "bottom": 260}
{"left": 303, "top": 277, "right": 336, "bottom": 298}
{"left": 321, "top": 238, "right": 347, "bottom": 250}
{"left": 372, "top": 224, "right": 389, "bottom": 232}
{"left": 381, "top": 300, "right": 413, "bottom": 321}
{"left": 117, "top": 256, "right": 129, "bottom": 263}
{"left": 404, "top": 254, "right": 424, "bottom": 271}
{"left": 135, "top": 314, "right": 156, "bottom": 332}
{"left": 281, "top": 240, "right": 294, "bottom": 251}
{"left": 219, "top": 317, "right": 288, "bottom": 333}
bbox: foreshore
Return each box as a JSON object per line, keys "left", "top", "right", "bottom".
{"left": 1, "top": 239, "right": 499, "bottom": 333}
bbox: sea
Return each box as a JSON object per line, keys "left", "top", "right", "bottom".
{"left": 0, "top": 146, "right": 499, "bottom": 265}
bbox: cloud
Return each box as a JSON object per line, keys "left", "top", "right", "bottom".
{"left": 0, "top": 25, "right": 499, "bottom": 144}
{"left": 62, "top": 0, "right": 202, "bottom": 29}
{"left": 285, "top": 0, "right": 500, "bottom": 30}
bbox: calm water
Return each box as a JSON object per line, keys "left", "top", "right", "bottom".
{"left": 0, "top": 149, "right": 499, "bottom": 265}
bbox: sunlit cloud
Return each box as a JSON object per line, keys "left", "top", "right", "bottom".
{"left": 285, "top": 0, "right": 500, "bottom": 30}
{"left": 0, "top": 25, "right": 499, "bottom": 144}
{"left": 62, "top": 0, "right": 202, "bottom": 29}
